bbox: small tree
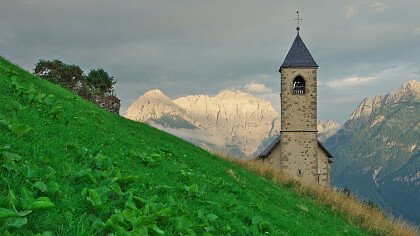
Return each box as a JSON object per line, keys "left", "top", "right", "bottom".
{"left": 34, "top": 60, "right": 85, "bottom": 92}
{"left": 34, "top": 59, "right": 120, "bottom": 114}
{"left": 34, "top": 59, "right": 62, "bottom": 83}
{"left": 86, "top": 68, "right": 115, "bottom": 94}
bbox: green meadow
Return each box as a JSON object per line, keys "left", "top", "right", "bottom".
{"left": 0, "top": 56, "right": 370, "bottom": 235}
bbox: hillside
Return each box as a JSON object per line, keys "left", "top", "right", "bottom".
{"left": 125, "top": 90, "right": 339, "bottom": 157}
{"left": 0, "top": 57, "right": 375, "bottom": 235}
{"left": 326, "top": 80, "right": 420, "bottom": 225}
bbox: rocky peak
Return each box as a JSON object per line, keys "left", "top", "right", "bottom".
{"left": 345, "top": 98, "right": 374, "bottom": 130}
{"left": 174, "top": 90, "right": 280, "bottom": 156}
{"left": 317, "top": 120, "right": 341, "bottom": 142}
{"left": 345, "top": 80, "right": 419, "bottom": 130}
{"left": 318, "top": 120, "right": 341, "bottom": 131}
{"left": 383, "top": 80, "right": 420, "bottom": 105}
{"left": 125, "top": 89, "right": 281, "bottom": 156}
{"left": 215, "top": 90, "right": 255, "bottom": 100}
{"left": 400, "top": 80, "right": 420, "bottom": 94}
{"left": 142, "top": 89, "right": 170, "bottom": 101}
{"left": 124, "top": 89, "right": 192, "bottom": 123}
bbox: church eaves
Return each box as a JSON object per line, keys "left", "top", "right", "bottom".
{"left": 280, "top": 33, "right": 318, "bottom": 70}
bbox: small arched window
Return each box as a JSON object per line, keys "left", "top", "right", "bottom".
{"left": 292, "top": 76, "right": 305, "bottom": 95}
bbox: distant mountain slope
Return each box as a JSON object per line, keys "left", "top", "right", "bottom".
{"left": 325, "top": 80, "right": 420, "bottom": 225}
{"left": 124, "top": 89, "right": 197, "bottom": 129}
{"left": 317, "top": 120, "right": 341, "bottom": 142}
{"left": 125, "top": 90, "right": 339, "bottom": 157}
{"left": 125, "top": 90, "right": 281, "bottom": 157}
{"left": 0, "top": 56, "right": 374, "bottom": 235}
{"left": 174, "top": 90, "right": 281, "bottom": 156}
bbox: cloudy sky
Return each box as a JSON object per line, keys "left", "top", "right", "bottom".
{"left": 1, "top": 0, "right": 419, "bottom": 123}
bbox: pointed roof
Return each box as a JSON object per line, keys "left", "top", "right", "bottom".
{"left": 280, "top": 33, "right": 318, "bottom": 70}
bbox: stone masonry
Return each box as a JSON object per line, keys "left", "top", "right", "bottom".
{"left": 278, "top": 68, "right": 319, "bottom": 185}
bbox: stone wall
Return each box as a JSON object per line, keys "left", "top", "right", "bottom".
{"left": 279, "top": 67, "right": 319, "bottom": 185}
{"left": 266, "top": 141, "right": 330, "bottom": 186}
{"left": 264, "top": 140, "right": 331, "bottom": 186}
{"left": 278, "top": 132, "right": 318, "bottom": 184}
{"left": 317, "top": 146, "right": 330, "bottom": 186}
{"left": 280, "top": 68, "right": 317, "bottom": 131}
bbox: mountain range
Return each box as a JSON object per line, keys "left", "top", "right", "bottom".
{"left": 124, "top": 89, "right": 340, "bottom": 157}
{"left": 325, "top": 80, "right": 420, "bottom": 225}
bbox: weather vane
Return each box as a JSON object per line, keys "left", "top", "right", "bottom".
{"left": 294, "top": 11, "right": 302, "bottom": 32}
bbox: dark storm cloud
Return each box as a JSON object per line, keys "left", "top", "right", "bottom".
{"left": 1, "top": 0, "right": 419, "bottom": 123}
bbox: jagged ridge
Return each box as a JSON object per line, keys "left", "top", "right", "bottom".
{"left": 326, "top": 80, "right": 420, "bottom": 225}
{"left": 125, "top": 89, "right": 281, "bottom": 156}
{"left": 345, "top": 80, "right": 420, "bottom": 130}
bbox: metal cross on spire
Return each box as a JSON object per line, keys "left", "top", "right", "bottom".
{"left": 294, "top": 11, "right": 302, "bottom": 33}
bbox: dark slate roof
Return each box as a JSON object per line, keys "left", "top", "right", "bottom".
{"left": 317, "top": 141, "right": 334, "bottom": 162}
{"left": 258, "top": 135, "right": 281, "bottom": 158}
{"left": 280, "top": 33, "right": 318, "bottom": 69}
{"left": 257, "top": 135, "right": 333, "bottom": 162}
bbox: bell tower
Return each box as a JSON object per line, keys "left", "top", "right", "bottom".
{"left": 277, "top": 13, "right": 319, "bottom": 184}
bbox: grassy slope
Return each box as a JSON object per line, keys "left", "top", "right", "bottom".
{"left": 0, "top": 57, "right": 370, "bottom": 235}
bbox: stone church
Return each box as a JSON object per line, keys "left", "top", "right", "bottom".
{"left": 258, "top": 26, "right": 333, "bottom": 187}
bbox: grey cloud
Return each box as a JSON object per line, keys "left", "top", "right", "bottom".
{"left": 0, "top": 0, "right": 419, "bottom": 124}
{"left": 150, "top": 122, "right": 228, "bottom": 147}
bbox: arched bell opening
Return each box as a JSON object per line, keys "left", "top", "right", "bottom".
{"left": 292, "top": 76, "right": 305, "bottom": 95}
